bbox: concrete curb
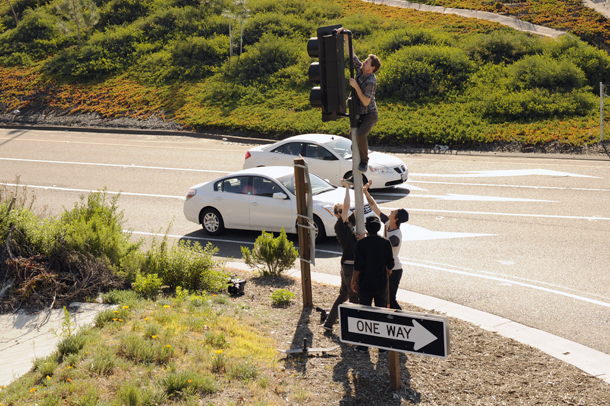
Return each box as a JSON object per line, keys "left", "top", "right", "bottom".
{"left": 226, "top": 261, "right": 610, "bottom": 385}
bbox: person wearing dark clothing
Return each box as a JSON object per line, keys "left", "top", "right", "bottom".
{"left": 363, "top": 180, "right": 409, "bottom": 309}
{"left": 351, "top": 216, "right": 394, "bottom": 308}
{"left": 337, "top": 27, "right": 381, "bottom": 173}
{"left": 322, "top": 180, "right": 364, "bottom": 331}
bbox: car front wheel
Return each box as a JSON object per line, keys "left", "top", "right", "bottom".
{"left": 294, "top": 215, "right": 327, "bottom": 243}
{"left": 201, "top": 208, "right": 225, "bottom": 236}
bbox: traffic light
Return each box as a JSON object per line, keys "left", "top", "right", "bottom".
{"left": 307, "top": 25, "right": 346, "bottom": 122}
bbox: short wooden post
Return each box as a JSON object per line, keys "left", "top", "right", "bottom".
{"left": 294, "top": 158, "right": 313, "bottom": 307}
{"left": 389, "top": 351, "right": 400, "bottom": 390}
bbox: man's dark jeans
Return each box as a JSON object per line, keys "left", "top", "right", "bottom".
{"left": 389, "top": 269, "right": 403, "bottom": 310}
{"left": 359, "top": 287, "right": 387, "bottom": 308}
{"left": 324, "top": 263, "right": 358, "bottom": 328}
{"left": 355, "top": 111, "right": 378, "bottom": 163}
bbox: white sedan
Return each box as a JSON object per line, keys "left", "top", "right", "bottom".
{"left": 243, "top": 134, "right": 408, "bottom": 188}
{"left": 183, "top": 166, "right": 372, "bottom": 242}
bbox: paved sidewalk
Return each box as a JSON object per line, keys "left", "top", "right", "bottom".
{"left": 0, "top": 302, "right": 115, "bottom": 387}
{"left": 583, "top": 0, "right": 610, "bottom": 19}
{"left": 364, "top": 0, "right": 566, "bottom": 38}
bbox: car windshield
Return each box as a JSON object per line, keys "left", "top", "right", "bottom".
{"left": 323, "top": 137, "right": 352, "bottom": 159}
{"left": 276, "top": 173, "right": 336, "bottom": 196}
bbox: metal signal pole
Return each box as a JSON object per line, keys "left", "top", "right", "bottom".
{"left": 344, "top": 30, "right": 365, "bottom": 236}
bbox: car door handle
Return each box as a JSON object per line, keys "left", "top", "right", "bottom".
{"left": 215, "top": 197, "right": 222, "bottom": 201}
{"left": 251, "top": 202, "right": 259, "bottom": 206}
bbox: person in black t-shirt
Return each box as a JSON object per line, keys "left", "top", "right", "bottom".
{"left": 322, "top": 180, "right": 364, "bottom": 331}
{"left": 351, "top": 216, "right": 394, "bottom": 307}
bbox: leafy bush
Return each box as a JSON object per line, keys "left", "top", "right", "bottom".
{"left": 60, "top": 191, "right": 141, "bottom": 272}
{"left": 160, "top": 371, "right": 218, "bottom": 397}
{"left": 57, "top": 334, "right": 87, "bottom": 357}
{"left": 98, "top": 0, "right": 153, "bottom": 28}
{"left": 241, "top": 228, "right": 297, "bottom": 277}
{"left": 374, "top": 27, "right": 454, "bottom": 56}
{"left": 459, "top": 31, "right": 543, "bottom": 65}
{"left": 270, "top": 289, "right": 295, "bottom": 306}
{"left": 476, "top": 88, "right": 597, "bottom": 121}
{"left": 117, "top": 332, "right": 175, "bottom": 364}
{"left": 140, "top": 237, "right": 227, "bottom": 291}
{"left": 506, "top": 55, "right": 587, "bottom": 92}
{"left": 169, "top": 35, "right": 229, "bottom": 80}
{"left": 229, "top": 33, "right": 302, "bottom": 84}
{"left": 241, "top": 12, "right": 314, "bottom": 47}
{"left": 0, "top": 9, "right": 64, "bottom": 61}
{"left": 377, "top": 45, "right": 475, "bottom": 100}
{"left": 133, "top": 273, "right": 162, "bottom": 299}
{"left": 34, "top": 354, "right": 59, "bottom": 376}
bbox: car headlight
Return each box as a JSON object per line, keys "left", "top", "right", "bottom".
{"left": 368, "top": 165, "right": 392, "bottom": 174}
{"left": 185, "top": 189, "right": 197, "bottom": 200}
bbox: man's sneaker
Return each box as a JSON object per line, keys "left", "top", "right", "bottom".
{"left": 321, "top": 324, "right": 333, "bottom": 332}
{"left": 354, "top": 345, "right": 368, "bottom": 353}
{"left": 358, "top": 161, "right": 368, "bottom": 173}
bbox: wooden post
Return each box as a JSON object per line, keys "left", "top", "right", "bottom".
{"left": 389, "top": 351, "right": 400, "bottom": 390}
{"left": 294, "top": 158, "right": 313, "bottom": 307}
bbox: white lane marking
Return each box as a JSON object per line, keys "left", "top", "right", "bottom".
{"left": 0, "top": 157, "right": 230, "bottom": 174}
{"left": 5, "top": 183, "right": 186, "bottom": 200}
{"left": 131, "top": 230, "right": 610, "bottom": 308}
{"left": 8, "top": 183, "right": 606, "bottom": 221}
{"left": 398, "top": 259, "right": 610, "bottom": 309}
{"left": 408, "top": 180, "right": 610, "bottom": 193}
{"left": 410, "top": 169, "right": 598, "bottom": 178}
{"left": 408, "top": 194, "right": 556, "bottom": 202}
{"left": 405, "top": 207, "right": 610, "bottom": 221}
{"left": 401, "top": 224, "right": 493, "bottom": 241}
{"left": 395, "top": 183, "right": 427, "bottom": 191}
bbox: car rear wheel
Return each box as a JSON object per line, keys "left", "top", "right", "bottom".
{"left": 201, "top": 208, "right": 225, "bottom": 236}
{"left": 294, "top": 215, "right": 327, "bottom": 243}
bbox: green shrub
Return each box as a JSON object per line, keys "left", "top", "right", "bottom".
{"left": 241, "top": 12, "right": 314, "bottom": 47}
{"left": 459, "top": 31, "right": 543, "bottom": 64}
{"left": 133, "top": 273, "right": 162, "bottom": 299}
{"left": 160, "top": 371, "right": 218, "bottom": 397}
{"left": 117, "top": 332, "right": 175, "bottom": 364}
{"left": 270, "top": 289, "right": 295, "bottom": 306}
{"left": 102, "top": 289, "right": 141, "bottom": 306}
{"left": 0, "top": 9, "right": 64, "bottom": 60}
{"left": 377, "top": 45, "right": 475, "bottom": 100}
{"left": 228, "top": 357, "right": 259, "bottom": 382}
{"left": 140, "top": 237, "right": 227, "bottom": 291}
{"left": 506, "top": 55, "right": 587, "bottom": 92}
{"left": 34, "top": 354, "right": 59, "bottom": 376}
{"left": 57, "top": 334, "right": 87, "bottom": 357}
{"left": 375, "top": 27, "right": 454, "bottom": 56}
{"left": 229, "top": 33, "right": 302, "bottom": 84}
{"left": 241, "top": 228, "right": 297, "bottom": 277}
{"left": 88, "top": 347, "right": 117, "bottom": 375}
{"left": 60, "top": 191, "right": 141, "bottom": 272}
{"left": 98, "top": 0, "right": 153, "bottom": 28}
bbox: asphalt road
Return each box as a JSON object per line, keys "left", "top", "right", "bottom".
{"left": 2, "top": 128, "right": 610, "bottom": 355}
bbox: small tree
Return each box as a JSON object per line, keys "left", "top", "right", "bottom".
{"left": 56, "top": 0, "right": 100, "bottom": 45}
{"left": 241, "top": 228, "right": 297, "bottom": 277}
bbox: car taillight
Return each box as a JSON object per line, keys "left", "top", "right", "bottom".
{"left": 245, "top": 151, "right": 251, "bottom": 160}
{"left": 185, "top": 189, "right": 196, "bottom": 200}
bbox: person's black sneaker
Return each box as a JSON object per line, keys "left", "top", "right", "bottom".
{"left": 358, "top": 161, "right": 368, "bottom": 173}
{"left": 321, "top": 324, "right": 333, "bottom": 332}
{"left": 354, "top": 345, "right": 368, "bottom": 353}
{"left": 378, "top": 348, "right": 388, "bottom": 354}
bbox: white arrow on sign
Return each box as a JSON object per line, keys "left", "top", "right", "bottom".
{"left": 347, "top": 317, "right": 438, "bottom": 351}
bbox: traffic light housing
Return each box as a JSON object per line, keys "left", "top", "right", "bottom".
{"left": 307, "top": 25, "right": 346, "bottom": 122}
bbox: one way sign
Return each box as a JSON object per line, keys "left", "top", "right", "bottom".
{"left": 339, "top": 304, "right": 450, "bottom": 358}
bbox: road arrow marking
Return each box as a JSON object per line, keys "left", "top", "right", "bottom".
{"left": 347, "top": 317, "right": 437, "bottom": 351}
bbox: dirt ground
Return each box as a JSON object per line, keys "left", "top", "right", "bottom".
{"left": 224, "top": 268, "right": 610, "bottom": 406}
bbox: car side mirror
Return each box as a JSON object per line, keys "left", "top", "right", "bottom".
{"left": 273, "top": 192, "right": 288, "bottom": 200}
